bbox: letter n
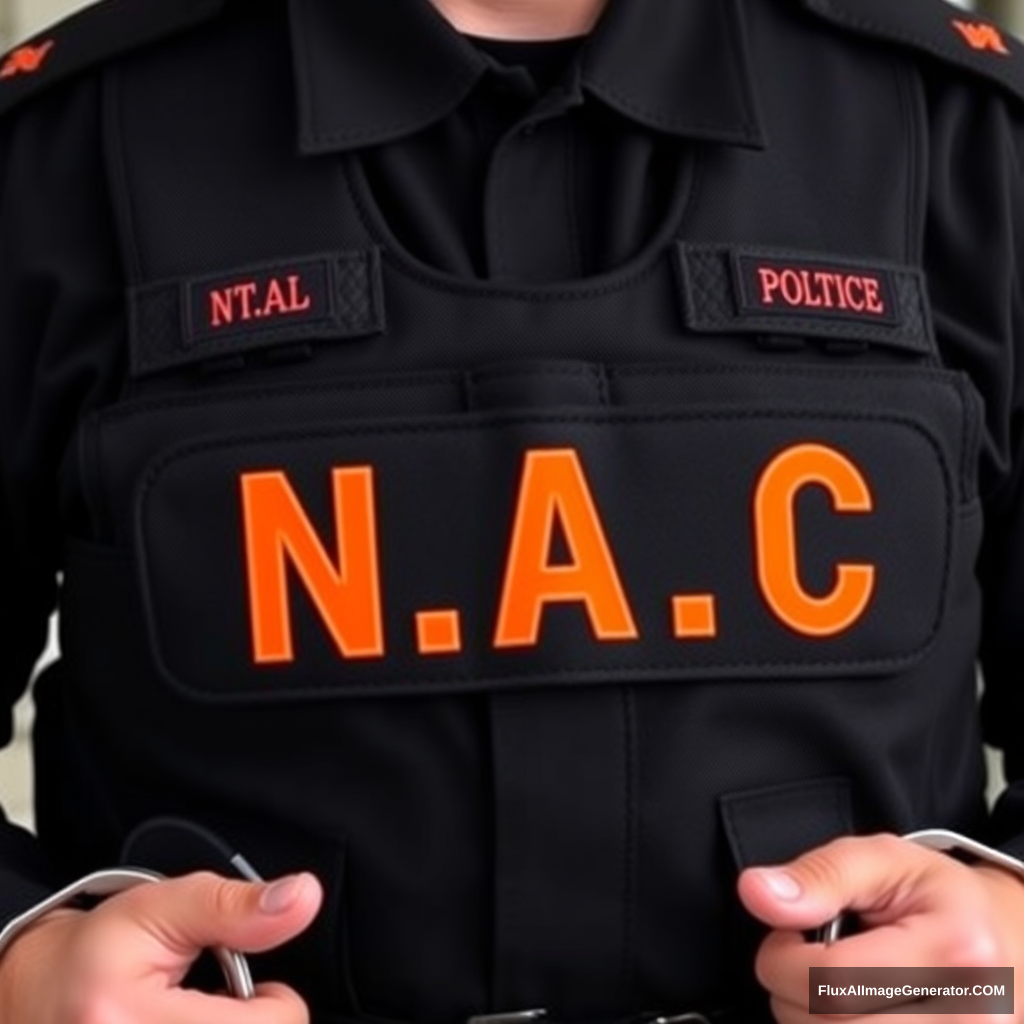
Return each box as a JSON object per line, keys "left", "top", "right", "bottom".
{"left": 241, "top": 468, "right": 384, "bottom": 663}
{"left": 210, "top": 288, "right": 234, "bottom": 328}
{"left": 494, "top": 449, "right": 638, "bottom": 647}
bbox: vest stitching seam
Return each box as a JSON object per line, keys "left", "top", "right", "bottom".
{"left": 90, "top": 364, "right": 970, "bottom": 425}
{"left": 564, "top": 117, "right": 584, "bottom": 280}
{"left": 620, "top": 686, "right": 637, "bottom": 1001}
{"left": 343, "top": 151, "right": 678, "bottom": 299}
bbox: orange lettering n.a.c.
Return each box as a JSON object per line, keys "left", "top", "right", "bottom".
{"left": 754, "top": 443, "right": 875, "bottom": 637}
{"left": 495, "top": 449, "right": 638, "bottom": 648}
{"left": 241, "top": 467, "right": 384, "bottom": 663}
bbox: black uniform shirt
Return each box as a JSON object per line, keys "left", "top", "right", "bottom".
{"left": 3, "top": 0, "right": 1024, "bottom": 1020}
{"left": 0, "top": 0, "right": 766, "bottom": 854}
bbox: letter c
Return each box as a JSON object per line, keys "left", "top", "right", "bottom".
{"left": 754, "top": 443, "right": 875, "bottom": 636}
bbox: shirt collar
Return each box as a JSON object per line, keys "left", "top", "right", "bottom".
{"left": 288, "top": 0, "right": 767, "bottom": 154}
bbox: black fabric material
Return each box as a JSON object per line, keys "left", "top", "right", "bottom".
{"left": 468, "top": 36, "right": 584, "bottom": 95}
{"left": 0, "top": 823, "right": 56, "bottom": 929}
{"left": 0, "top": 0, "right": 1020, "bottom": 1020}
{"left": 719, "top": 779, "right": 856, "bottom": 1017}
{"left": 720, "top": 778, "right": 855, "bottom": 870}
{"left": 490, "top": 690, "right": 632, "bottom": 1013}
{"left": 287, "top": 0, "right": 764, "bottom": 153}
{"left": 799, "top": 0, "right": 1024, "bottom": 106}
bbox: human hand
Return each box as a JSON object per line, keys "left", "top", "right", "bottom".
{"left": 737, "top": 833, "right": 1024, "bottom": 1022}
{"left": 0, "top": 870, "right": 322, "bottom": 1023}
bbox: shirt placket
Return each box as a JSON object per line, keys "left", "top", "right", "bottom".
{"left": 483, "top": 72, "right": 585, "bottom": 283}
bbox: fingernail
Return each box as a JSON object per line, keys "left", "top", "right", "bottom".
{"left": 757, "top": 869, "right": 803, "bottom": 901}
{"left": 260, "top": 874, "right": 306, "bottom": 915}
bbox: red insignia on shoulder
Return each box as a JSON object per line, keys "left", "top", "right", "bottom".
{"left": 952, "top": 20, "right": 1011, "bottom": 56}
{"left": 0, "top": 40, "right": 55, "bottom": 80}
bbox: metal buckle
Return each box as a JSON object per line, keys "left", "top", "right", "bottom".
{"left": 468, "top": 1011, "right": 547, "bottom": 1024}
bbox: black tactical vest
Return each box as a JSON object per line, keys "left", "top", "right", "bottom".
{"left": 9, "top": 0, "right": 1014, "bottom": 1021}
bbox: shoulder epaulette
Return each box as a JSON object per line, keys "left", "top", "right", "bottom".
{"left": 798, "top": 0, "right": 1024, "bottom": 107}
{"left": 0, "top": 0, "right": 226, "bottom": 119}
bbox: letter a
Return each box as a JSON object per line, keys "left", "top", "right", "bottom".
{"left": 494, "top": 449, "right": 638, "bottom": 647}
{"left": 241, "top": 467, "right": 384, "bottom": 663}
{"left": 263, "top": 279, "right": 288, "bottom": 316}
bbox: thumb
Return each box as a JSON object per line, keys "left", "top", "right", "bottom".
{"left": 737, "top": 834, "right": 934, "bottom": 933}
{"left": 123, "top": 870, "right": 323, "bottom": 958}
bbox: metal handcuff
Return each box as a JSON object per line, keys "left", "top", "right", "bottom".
{"left": 469, "top": 832, "right": 1024, "bottom": 1024}
{"left": 0, "top": 866, "right": 255, "bottom": 998}
{"left": 2, "top": 829, "right": 1020, "bottom": 1010}
{"left": 816, "top": 828, "right": 1024, "bottom": 944}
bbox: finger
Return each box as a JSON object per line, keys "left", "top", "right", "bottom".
{"left": 738, "top": 834, "right": 944, "bottom": 932}
{"left": 756, "top": 928, "right": 932, "bottom": 1015}
{"left": 110, "top": 871, "right": 323, "bottom": 960}
{"left": 154, "top": 981, "right": 310, "bottom": 1024}
{"left": 757, "top": 922, "right": 941, "bottom": 993}
{"left": 756, "top": 914, "right": 1007, "bottom": 1017}
{"left": 769, "top": 992, "right": 836, "bottom": 1024}
{"left": 767, "top": 992, "right": 867, "bottom": 1024}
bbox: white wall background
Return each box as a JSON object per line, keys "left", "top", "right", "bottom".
{"left": 7, "top": 0, "right": 89, "bottom": 42}
{"left": 983, "top": 0, "right": 1024, "bottom": 33}
{"left": 1, "top": 0, "right": 86, "bottom": 46}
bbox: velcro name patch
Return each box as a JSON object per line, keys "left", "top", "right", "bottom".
{"left": 129, "top": 250, "right": 385, "bottom": 376}
{"left": 192, "top": 261, "right": 331, "bottom": 340}
{"left": 677, "top": 245, "right": 934, "bottom": 356}
{"left": 733, "top": 254, "right": 899, "bottom": 326}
